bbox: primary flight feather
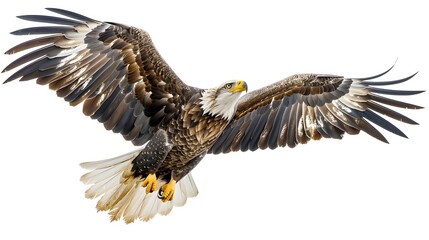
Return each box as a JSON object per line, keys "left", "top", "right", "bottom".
{"left": 2, "top": 8, "right": 423, "bottom": 223}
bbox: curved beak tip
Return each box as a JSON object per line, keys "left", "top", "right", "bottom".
{"left": 237, "top": 80, "right": 248, "bottom": 93}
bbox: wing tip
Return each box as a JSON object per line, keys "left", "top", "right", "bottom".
{"left": 380, "top": 136, "right": 389, "bottom": 144}
{"left": 3, "top": 77, "right": 15, "bottom": 84}
{"left": 45, "top": 7, "right": 62, "bottom": 12}
{"left": 356, "top": 62, "right": 396, "bottom": 81}
{"left": 10, "top": 29, "right": 21, "bottom": 35}
{"left": 44, "top": 7, "right": 98, "bottom": 23}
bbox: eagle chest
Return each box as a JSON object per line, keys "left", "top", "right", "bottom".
{"left": 168, "top": 103, "right": 229, "bottom": 160}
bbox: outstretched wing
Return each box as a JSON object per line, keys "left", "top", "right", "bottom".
{"left": 3, "top": 8, "right": 200, "bottom": 146}
{"left": 210, "top": 67, "right": 423, "bottom": 154}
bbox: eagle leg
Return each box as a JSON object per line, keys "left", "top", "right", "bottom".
{"left": 157, "top": 153, "right": 206, "bottom": 202}
{"left": 141, "top": 173, "right": 157, "bottom": 194}
{"left": 158, "top": 178, "right": 176, "bottom": 202}
{"left": 131, "top": 130, "right": 172, "bottom": 194}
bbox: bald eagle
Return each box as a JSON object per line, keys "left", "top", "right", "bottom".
{"left": 2, "top": 8, "right": 423, "bottom": 223}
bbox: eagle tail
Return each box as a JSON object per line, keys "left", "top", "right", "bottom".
{"left": 80, "top": 149, "right": 198, "bottom": 223}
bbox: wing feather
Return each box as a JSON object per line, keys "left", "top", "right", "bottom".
{"left": 286, "top": 101, "right": 299, "bottom": 148}
{"left": 258, "top": 100, "right": 281, "bottom": 150}
{"left": 3, "top": 35, "right": 64, "bottom": 56}
{"left": 277, "top": 100, "right": 293, "bottom": 147}
{"left": 11, "top": 26, "right": 76, "bottom": 35}
{"left": 228, "top": 118, "right": 250, "bottom": 152}
{"left": 45, "top": 8, "right": 98, "bottom": 22}
{"left": 17, "top": 14, "right": 84, "bottom": 26}
{"left": 3, "top": 8, "right": 201, "bottom": 146}
{"left": 361, "top": 110, "right": 407, "bottom": 138}
{"left": 210, "top": 68, "right": 423, "bottom": 154}
{"left": 268, "top": 99, "right": 288, "bottom": 149}
{"left": 249, "top": 109, "right": 270, "bottom": 151}
{"left": 296, "top": 102, "right": 313, "bottom": 144}
{"left": 313, "top": 107, "right": 332, "bottom": 139}
{"left": 303, "top": 105, "right": 322, "bottom": 141}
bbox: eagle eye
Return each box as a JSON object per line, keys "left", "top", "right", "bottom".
{"left": 224, "top": 83, "right": 233, "bottom": 89}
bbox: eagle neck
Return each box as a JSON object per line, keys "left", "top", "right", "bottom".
{"left": 199, "top": 88, "right": 240, "bottom": 121}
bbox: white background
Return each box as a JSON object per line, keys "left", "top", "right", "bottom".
{"left": 0, "top": 1, "right": 428, "bottom": 240}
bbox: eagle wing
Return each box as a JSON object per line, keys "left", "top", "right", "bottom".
{"left": 3, "top": 8, "right": 200, "bottom": 146}
{"left": 210, "top": 67, "right": 423, "bottom": 154}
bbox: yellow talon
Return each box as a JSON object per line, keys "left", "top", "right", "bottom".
{"left": 159, "top": 178, "right": 176, "bottom": 202}
{"left": 141, "top": 173, "right": 157, "bottom": 194}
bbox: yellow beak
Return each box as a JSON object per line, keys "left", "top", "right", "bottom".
{"left": 228, "top": 80, "right": 248, "bottom": 93}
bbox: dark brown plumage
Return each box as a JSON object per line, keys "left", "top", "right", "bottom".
{"left": 4, "top": 9, "right": 200, "bottom": 146}
{"left": 210, "top": 71, "right": 423, "bottom": 153}
{"left": 2, "top": 8, "right": 423, "bottom": 223}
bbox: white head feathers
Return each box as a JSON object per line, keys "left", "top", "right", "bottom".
{"left": 199, "top": 80, "right": 247, "bottom": 121}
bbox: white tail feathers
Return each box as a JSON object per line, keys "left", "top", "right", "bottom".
{"left": 80, "top": 148, "right": 198, "bottom": 223}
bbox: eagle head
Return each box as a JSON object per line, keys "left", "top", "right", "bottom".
{"left": 200, "top": 80, "right": 248, "bottom": 121}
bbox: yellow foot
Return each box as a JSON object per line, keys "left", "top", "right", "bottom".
{"left": 141, "top": 173, "right": 157, "bottom": 194}
{"left": 158, "top": 178, "right": 176, "bottom": 202}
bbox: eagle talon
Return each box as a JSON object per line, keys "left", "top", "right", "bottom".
{"left": 141, "top": 173, "right": 157, "bottom": 194}
{"left": 157, "top": 189, "right": 164, "bottom": 199}
{"left": 158, "top": 179, "right": 176, "bottom": 202}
